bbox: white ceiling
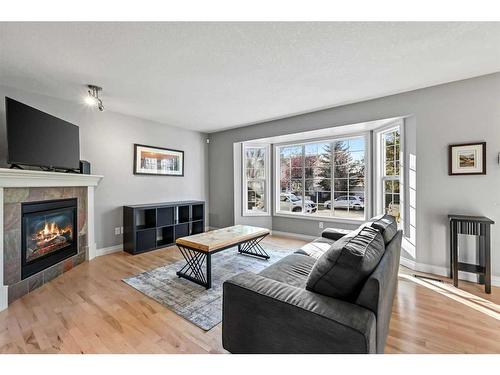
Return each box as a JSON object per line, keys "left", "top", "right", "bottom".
{"left": 1, "top": 22, "right": 499, "bottom": 133}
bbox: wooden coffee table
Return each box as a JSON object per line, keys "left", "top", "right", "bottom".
{"left": 175, "top": 225, "right": 270, "bottom": 289}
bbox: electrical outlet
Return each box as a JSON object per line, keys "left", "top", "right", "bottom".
{"left": 114, "top": 227, "right": 120, "bottom": 235}
{"left": 319, "top": 221, "right": 324, "bottom": 229}
{"left": 120, "top": 226, "right": 124, "bottom": 234}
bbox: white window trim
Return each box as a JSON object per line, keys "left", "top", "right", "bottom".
{"left": 242, "top": 143, "right": 271, "bottom": 217}
{"left": 273, "top": 211, "right": 367, "bottom": 224}
{"left": 273, "top": 132, "right": 371, "bottom": 223}
{"left": 374, "top": 119, "right": 405, "bottom": 228}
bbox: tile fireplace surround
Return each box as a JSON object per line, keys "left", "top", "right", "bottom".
{"left": 0, "top": 168, "right": 103, "bottom": 311}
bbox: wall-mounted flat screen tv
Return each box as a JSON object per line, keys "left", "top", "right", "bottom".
{"left": 6, "top": 97, "right": 80, "bottom": 170}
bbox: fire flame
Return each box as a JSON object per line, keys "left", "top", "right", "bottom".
{"left": 26, "top": 219, "right": 73, "bottom": 262}
{"left": 35, "top": 221, "right": 72, "bottom": 243}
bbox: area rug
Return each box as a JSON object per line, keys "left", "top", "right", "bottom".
{"left": 122, "top": 245, "right": 293, "bottom": 331}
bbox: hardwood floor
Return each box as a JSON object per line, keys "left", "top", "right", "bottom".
{"left": 0, "top": 234, "right": 498, "bottom": 354}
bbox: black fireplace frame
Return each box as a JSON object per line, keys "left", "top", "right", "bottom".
{"left": 21, "top": 198, "right": 78, "bottom": 280}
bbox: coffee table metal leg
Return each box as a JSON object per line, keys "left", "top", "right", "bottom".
{"left": 176, "top": 245, "right": 211, "bottom": 289}
{"left": 176, "top": 233, "right": 269, "bottom": 289}
{"left": 238, "top": 234, "right": 270, "bottom": 260}
{"left": 206, "top": 253, "right": 211, "bottom": 289}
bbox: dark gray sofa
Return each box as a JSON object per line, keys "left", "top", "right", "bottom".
{"left": 222, "top": 215, "right": 402, "bottom": 354}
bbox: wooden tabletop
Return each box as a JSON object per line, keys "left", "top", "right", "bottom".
{"left": 176, "top": 225, "right": 270, "bottom": 252}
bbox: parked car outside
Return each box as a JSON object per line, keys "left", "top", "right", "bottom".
{"left": 323, "top": 195, "right": 364, "bottom": 210}
{"left": 280, "top": 193, "right": 317, "bottom": 213}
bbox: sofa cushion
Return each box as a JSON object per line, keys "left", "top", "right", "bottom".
{"left": 305, "top": 226, "right": 385, "bottom": 300}
{"left": 368, "top": 214, "right": 398, "bottom": 244}
{"left": 259, "top": 253, "right": 316, "bottom": 288}
{"left": 295, "top": 237, "right": 335, "bottom": 259}
{"left": 321, "top": 228, "right": 352, "bottom": 241}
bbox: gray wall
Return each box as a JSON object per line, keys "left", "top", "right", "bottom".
{"left": 209, "top": 72, "right": 500, "bottom": 279}
{"left": 0, "top": 85, "right": 209, "bottom": 249}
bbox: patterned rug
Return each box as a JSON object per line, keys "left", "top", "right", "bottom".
{"left": 122, "top": 245, "right": 293, "bottom": 331}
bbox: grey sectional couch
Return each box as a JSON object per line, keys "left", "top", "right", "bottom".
{"left": 222, "top": 215, "right": 402, "bottom": 354}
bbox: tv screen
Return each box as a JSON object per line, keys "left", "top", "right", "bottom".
{"left": 6, "top": 97, "right": 80, "bottom": 170}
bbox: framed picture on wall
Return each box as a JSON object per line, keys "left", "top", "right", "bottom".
{"left": 134, "top": 144, "right": 184, "bottom": 176}
{"left": 448, "top": 142, "right": 486, "bottom": 175}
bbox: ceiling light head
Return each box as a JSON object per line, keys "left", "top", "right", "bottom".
{"left": 84, "top": 95, "right": 97, "bottom": 106}
{"left": 86, "top": 84, "right": 104, "bottom": 111}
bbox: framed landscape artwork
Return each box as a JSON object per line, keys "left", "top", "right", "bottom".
{"left": 134, "top": 144, "right": 184, "bottom": 176}
{"left": 448, "top": 142, "right": 486, "bottom": 175}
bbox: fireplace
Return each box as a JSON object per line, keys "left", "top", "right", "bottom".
{"left": 21, "top": 198, "right": 78, "bottom": 279}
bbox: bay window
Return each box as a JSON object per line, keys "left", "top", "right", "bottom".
{"left": 276, "top": 135, "right": 367, "bottom": 220}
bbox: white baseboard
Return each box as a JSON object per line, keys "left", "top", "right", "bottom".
{"left": 96, "top": 244, "right": 123, "bottom": 257}
{"left": 400, "top": 257, "right": 500, "bottom": 287}
{"left": 0, "top": 285, "right": 8, "bottom": 312}
{"left": 270, "top": 230, "right": 317, "bottom": 241}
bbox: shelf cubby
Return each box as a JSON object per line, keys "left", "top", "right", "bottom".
{"left": 191, "top": 220, "right": 204, "bottom": 235}
{"left": 136, "top": 228, "right": 156, "bottom": 252}
{"left": 178, "top": 205, "right": 190, "bottom": 223}
{"left": 175, "top": 223, "right": 190, "bottom": 240}
{"left": 157, "top": 207, "right": 174, "bottom": 227}
{"left": 157, "top": 226, "right": 174, "bottom": 247}
{"left": 192, "top": 204, "right": 204, "bottom": 221}
{"left": 135, "top": 208, "right": 156, "bottom": 230}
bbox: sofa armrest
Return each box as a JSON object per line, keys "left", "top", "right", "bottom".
{"left": 321, "top": 227, "right": 352, "bottom": 241}
{"left": 222, "top": 272, "right": 376, "bottom": 354}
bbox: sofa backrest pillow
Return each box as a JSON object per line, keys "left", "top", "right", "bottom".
{"left": 306, "top": 226, "right": 385, "bottom": 300}
{"left": 369, "top": 214, "right": 398, "bottom": 245}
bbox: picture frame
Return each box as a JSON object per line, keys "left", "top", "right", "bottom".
{"left": 448, "top": 142, "right": 486, "bottom": 176}
{"left": 133, "top": 144, "right": 184, "bottom": 176}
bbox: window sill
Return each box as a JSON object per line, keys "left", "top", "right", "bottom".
{"left": 242, "top": 211, "right": 271, "bottom": 217}
{"left": 273, "top": 211, "right": 366, "bottom": 224}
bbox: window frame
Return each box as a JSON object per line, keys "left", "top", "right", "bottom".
{"left": 273, "top": 132, "right": 370, "bottom": 223}
{"left": 374, "top": 119, "right": 404, "bottom": 228}
{"left": 241, "top": 143, "right": 271, "bottom": 217}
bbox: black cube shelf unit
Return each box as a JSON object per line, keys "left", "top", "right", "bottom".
{"left": 123, "top": 200, "right": 205, "bottom": 255}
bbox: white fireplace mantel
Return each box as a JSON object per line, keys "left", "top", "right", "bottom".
{"left": 0, "top": 168, "right": 103, "bottom": 311}
{"left": 0, "top": 168, "right": 102, "bottom": 187}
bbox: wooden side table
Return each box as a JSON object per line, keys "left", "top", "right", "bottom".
{"left": 449, "top": 215, "right": 494, "bottom": 294}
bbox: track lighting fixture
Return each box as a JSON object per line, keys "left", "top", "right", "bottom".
{"left": 85, "top": 85, "right": 104, "bottom": 111}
